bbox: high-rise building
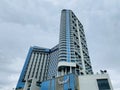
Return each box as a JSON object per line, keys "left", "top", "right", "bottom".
{"left": 16, "top": 45, "right": 59, "bottom": 90}
{"left": 16, "top": 47, "right": 50, "bottom": 90}
{"left": 58, "top": 9, "right": 93, "bottom": 76}
{"left": 16, "top": 9, "right": 113, "bottom": 90}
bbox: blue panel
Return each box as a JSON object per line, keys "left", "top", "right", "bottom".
{"left": 16, "top": 47, "right": 33, "bottom": 88}
{"left": 41, "top": 81, "right": 50, "bottom": 90}
{"left": 40, "top": 74, "right": 76, "bottom": 90}
{"left": 64, "top": 75, "right": 69, "bottom": 90}
{"left": 51, "top": 79, "right": 55, "bottom": 90}
{"left": 66, "top": 10, "right": 71, "bottom": 62}
{"left": 32, "top": 46, "right": 50, "bottom": 53}
{"left": 70, "top": 74, "right": 75, "bottom": 90}
{"left": 45, "top": 49, "right": 50, "bottom": 52}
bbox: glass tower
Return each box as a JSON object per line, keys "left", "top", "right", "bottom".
{"left": 58, "top": 9, "right": 93, "bottom": 76}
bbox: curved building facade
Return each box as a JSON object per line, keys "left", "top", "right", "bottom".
{"left": 58, "top": 9, "right": 93, "bottom": 76}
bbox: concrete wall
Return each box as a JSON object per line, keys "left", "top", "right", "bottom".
{"left": 78, "top": 73, "right": 113, "bottom": 90}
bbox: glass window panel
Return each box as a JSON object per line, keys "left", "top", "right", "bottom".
{"left": 51, "top": 79, "right": 55, "bottom": 90}
{"left": 41, "top": 80, "right": 50, "bottom": 90}
{"left": 70, "top": 74, "right": 75, "bottom": 90}
{"left": 97, "top": 79, "right": 110, "bottom": 90}
{"left": 64, "top": 75, "right": 69, "bottom": 90}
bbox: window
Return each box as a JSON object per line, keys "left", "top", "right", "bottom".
{"left": 75, "top": 23, "right": 77, "bottom": 26}
{"left": 97, "top": 79, "right": 110, "bottom": 90}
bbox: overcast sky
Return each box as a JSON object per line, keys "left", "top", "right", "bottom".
{"left": 0, "top": 0, "right": 120, "bottom": 90}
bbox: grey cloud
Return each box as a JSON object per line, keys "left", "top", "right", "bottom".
{"left": 0, "top": 0, "right": 58, "bottom": 30}
{"left": 0, "top": 54, "right": 21, "bottom": 90}
{"left": 0, "top": 0, "right": 120, "bottom": 90}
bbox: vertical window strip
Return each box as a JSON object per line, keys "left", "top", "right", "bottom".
{"left": 66, "top": 10, "right": 71, "bottom": 62}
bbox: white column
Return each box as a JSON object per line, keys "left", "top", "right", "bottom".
{"left": 76, "top": 20, "right": 86, "bottom": 75}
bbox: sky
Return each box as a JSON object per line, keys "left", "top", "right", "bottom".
{"left": 0, "top": 0, "right": 120, "bottom": 90}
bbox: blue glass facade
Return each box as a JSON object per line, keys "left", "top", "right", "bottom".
{"left": 40, "top": 74, "right": 78, "bottom": 90}
{"left": 66, "top": 10, "right": 71, "bottom": 62}
{"left": 40, "top": 80, "right": 50, "bottom": 90}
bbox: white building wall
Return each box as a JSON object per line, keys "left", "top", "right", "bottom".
{"left": 78, "top": 73, "right": 113, "bottom": 90}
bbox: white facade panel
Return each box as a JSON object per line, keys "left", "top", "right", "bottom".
{"left": 78, "top": 74, "right": 113, "bottom": 90}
